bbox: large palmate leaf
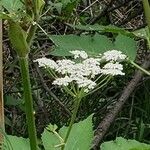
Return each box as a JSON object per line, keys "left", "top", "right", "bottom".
{"left": 42, "top": 115, "right": 93, "bottom": 150}
{"left": 49, "top": 34, "right": 137, "bottom": 60}
{"left": 100, "top": 137, "right": 150, "bottom": 150}
{"left": 49, "top": 34, "right": 114, "bottom": 56}
{"left": 2, "top": 135, "right": 30, "bottom": 150}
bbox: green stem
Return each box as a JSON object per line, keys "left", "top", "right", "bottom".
{"left": 26, "top": 0, "right": 40, "bottom": 47}
{"left": 142, "top": 0, "right": 150, "bottom": 33}
{"left": 130, "top": 60, "right": 150, "bottom": 76}
{"left": 61, "top": 97, "right": 81, "bottom": 150}
{"left": 27, "top": 24, "right": 37, "bottom": 47}
{"left": 19, "top": 56, "right": 38, "bottom": 150}
{"left": 86, "top": 76, "right": 111, "bottom": 96}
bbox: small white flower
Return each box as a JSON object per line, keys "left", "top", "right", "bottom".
{"left": 101, "top": 50, "right": 127, "bottom": 62}
{"left": 76, "top": 77, "right": 96, "bottom": 91}
{"left": 34, "top": 58, "right": 58, "bottom": 69}
{"left": 83, "top": 58, "right": 101, "bottom": 78}
{"left": 52, "top": 76, "right": 72, "bottom": 86}
{"left": 69, "top": 63, "right": 91, "bottom": 77}
{"left": 83, "top": 58, "right": 101, "bottom": 66}
{"left": 101, "top": 62, "right": 125, "bottom": 76}
{"left": 56, "top": 59, "right": 75, "bottom": 74}
{"left": 103, "top": 62, "right": 123, "bottom": 70}
{"left": 70, "top": 50, "right": 88, "bottom": 59}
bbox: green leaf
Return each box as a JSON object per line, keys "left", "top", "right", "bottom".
{"left": 0, "top": 13, "right": 11, "bottom": 19}
{"left": 48, "top": 2, "right": 63, "bottom": 14}
{"left": 37, "top": 0, "right": 45, "bottom": 14}
{"left": 60, "top": 114, "right": 93, "bottom": 150}
{"left": 42, "top": 115, "right": 94, "bottom": 150}
{"left": 100, "top": 137, "right": 150, "bottom": 150}
{"left": 114, "top": 34, "right": 137, "bottom": 60}
{"left": 42, "top": 127, "right": 61, "bottom": 150}
{"left": 49, "top": 34, "right": 137, "bottom": 60}
{"left": 132, "top": 27, "right": 149, "bottom": 39}
{"left": 0, "top": 0, "right": 23, "bottom": 13}
{"left": 8, "top": 21, "right": 29, "bottom": 57}
{"left": 132, "top": 26, "right": 150, "bottom": 48}
{"left": 68, "top": 24, "right": 134, "bottom": 37}
{"left": 49, "top": 34, "right": 114, "bottom": 56}
{"left": 4, "top": 95, "right": 23, "bottom": 106}
{"left": 4, "top": 116, "right": 12, "bottom": 126}
{"left": 54, "top": 3, "right": 63, "bottom": 14}
{"left": 3, "top": 135, "right": 30, "bottom": 150}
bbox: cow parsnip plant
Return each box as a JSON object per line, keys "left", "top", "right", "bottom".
{"left": 35, "top": 49, "right": 127, "bottom": 149}
{"left": 1, "top": 0, "right": 150, "bottom": 150}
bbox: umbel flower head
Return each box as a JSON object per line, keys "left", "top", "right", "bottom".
{"left": 35, "top": 50, "right": 127, "bottom": 93}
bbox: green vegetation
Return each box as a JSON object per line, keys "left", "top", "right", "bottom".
{"left": 0, "top": 0, "right": 150, "bottom": 150}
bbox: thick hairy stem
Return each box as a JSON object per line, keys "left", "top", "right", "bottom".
{"left": 61, "top": 98, "right": 81, "bottom": 150}
{"left": 19, "top": 56, "right": 38, "bottom": 150}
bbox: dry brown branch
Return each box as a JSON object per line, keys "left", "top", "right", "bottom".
{"left": 34, "top": 63, "right": 72, "bottom": 117}
{"left": 0, "top": 17, "right": 5, "bottom": 145}
{"left": 91, "top": 54, "right": 150, "bottom": 150}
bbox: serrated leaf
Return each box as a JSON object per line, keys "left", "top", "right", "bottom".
{"left": 114, "top": 34, "right": 137, "bottom": 60}
{"left": 100, "top": 137, "right": 150, "bottom": 150}
{"left": 54, "top": 3, "right": 63, "bottom": 14}
{"left": 42, "top": 129, "right": 61, "bottom": 150}
{"left": 3, "top": 135, "right": 30, "bottom": 150}
{"left": 42, "top": 114, "right": 94, "bottom": 150}
{"left": 49, "top": 34, "right": 114, "bottom": 56}
{"left": 132, "top": 27, "right": 149, "bottom": 39}
{"left": 68, "top": 24, "right": 134, "bottom": 37}
{"left": 60, "top": 114, "right": 93, "bottom": 150}
{"left": 132, "top": 26, "right": 150, "bottom": 48}
{"left": 0, "top": 0, "right": 23, "bottom": 13}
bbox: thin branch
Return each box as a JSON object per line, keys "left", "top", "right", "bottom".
{"left": 0, "top": 15, "right": 4, "bottom": 145}
{"left": 87, "top": 0, "right": 115, "bottom": 25}
{"left": 34, "top": 63, "right": 71, "bottom": 117}
{"left": 91, "top": 54, "right": 150, "bottom": 150}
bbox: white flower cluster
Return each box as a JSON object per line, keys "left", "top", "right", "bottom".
{"left": 35, "top": 50, "right": 127, "bottom": 93}
{"left": 101, "top": 62, "right": 125, "bottom": 76}
{"left": 34, "top": 57, "right": 58, "bottom": 69}
{"left": 101, "top": 50, "right": 127, "bottom": 62}
{"left": 70, "top": 50, "right": 88, "bottom": 59}
{"left": 100, "top": 49, "right": 126, "bottom": 76}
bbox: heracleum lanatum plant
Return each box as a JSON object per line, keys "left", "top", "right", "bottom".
{"left": 35, "top": 49, "right": 127, "bottom": 149}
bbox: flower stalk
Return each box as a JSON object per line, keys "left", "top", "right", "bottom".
{"left": 61, "top": 96, "right": 81, "bottom": 150}
{"left": 130, "top": 60, "right": 150, "bottom": 76}
{"left": 19, "top": 56, "right": 38, "bottom": 150}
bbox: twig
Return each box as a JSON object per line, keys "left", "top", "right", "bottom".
{"left": 88, "top": 0, "right": 115, "bottom": 25}
{"left": 117, "top": 7, "right": 143, "bottom": 26}
{"left": 91, "top": 54, "right": 150, "bottom": 150}
{"left": 34, "top": 63, "right": 71, "bottom": 117}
